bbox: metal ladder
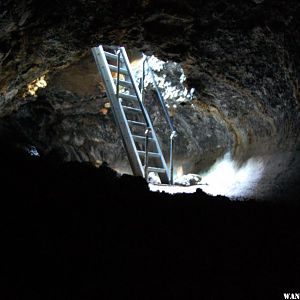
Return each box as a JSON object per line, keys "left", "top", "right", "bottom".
{"left": 91, "top": 45, "right": 171, "bottom": 184}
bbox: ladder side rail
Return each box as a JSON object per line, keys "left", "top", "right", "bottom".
{"left": 119, "top": 48, "right": 151, "bottom": 129}
{"left": 92, "top": 46, "right": 145, "bottom": 177}
{"left": 144, "top": 128, "right": 151, "bottom": 182}
{"left": 119, "top": 47, "right": 170, "bottom": 181}
{"left": 116, "top": 50, "right": 121, "bottom": 99}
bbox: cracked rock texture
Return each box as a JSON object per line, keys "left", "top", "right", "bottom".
{"left": 0, "top": 0, "right": 300, "bottom": 199}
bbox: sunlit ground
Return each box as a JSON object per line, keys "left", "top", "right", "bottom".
{"left": 199, "top": 153, "right": 265, "bottom": 199}
{"left": 149, "top": 153, "right": 265, "bottom": 200}
{"left": 149, "top": 183, "right": 201, "bottom": 194}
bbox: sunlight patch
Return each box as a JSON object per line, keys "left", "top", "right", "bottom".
{"left": 143, "top": 55, "right": 195, "bottom": 104}
{"left": 149, "top": 153, "right": 265, "bottom": 199}
{"left": 132, "top": 54, "right": 196, "bottom": 105}
{"left": 26, "top": 145, "right": 40, "bottom": 157}
{"left": 23, "top": 75, "right": 47, "bottom": 98}
{"left": 199, "top": 153, "right": 265, "bottom": 199}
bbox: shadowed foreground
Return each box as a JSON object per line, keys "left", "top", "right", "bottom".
{"left": 1, "top": 144, "right": 300, "bottom": 299}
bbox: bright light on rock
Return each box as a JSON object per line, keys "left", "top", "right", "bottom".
{"left": 148, "top": 172, "right": 161, "bottom": 184}
{"left": 175, "top": 165, "right": 184, "bottom": 177}
{"left": 26, "top": 146, "right": 40, "bottom": 157}
{"left": 144, "top": 55, "right": 195, "bottom": 104}
{"left": 150, "top": 154, "right": 264, "bottom": 198}
{"left": 149, "top": 183, "right": 201, "bottom": 194}
{"left": 199, "top": 152, "right": 265, "bottom": 199}
{"left": 23, "top": 75, "right": 47, "bottom": 97}
{"left": 132, "top": 54, "right": 195, "bottom": 106}
{"left": 174, "top": 174, "right": 202, "bottom": 186}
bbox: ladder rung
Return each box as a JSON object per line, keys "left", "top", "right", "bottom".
{"left": 132, "top": 135, "right": 154, "bottom": 142}
{"left": 104, "top": 45, "right": 118, "bottom": 51}
{"left": 122, "top": 106, "right": 142, "bottom": 113}
{"left": 119, "top": 93, "right": 137, "bottom": 101}
{"left": 147, "top": 167, "right": 167, "bottom": 173}
{"left": 127, "top": 120, "right": 147, "bottom": 127}
{"left": 115, "top": 79, "right": 133, "bottom": 88}
{"left": 138, "top": 151, "right": 161, "bottom": 158}
{"left": 109, "top": 65, "right": 129, "bottom": 75}
{"left": 104, "top": 51, "right": 118, "bottom": 61}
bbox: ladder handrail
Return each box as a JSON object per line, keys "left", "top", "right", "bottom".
{"left": 142, "top": 57, "right": 177, "bottom": 135}
{"left": 142, "top": 57, "right": 177, "bottom": 184}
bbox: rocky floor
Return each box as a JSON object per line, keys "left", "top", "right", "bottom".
{"left": 1, "top": 145, "right": 300, "bottom": 299}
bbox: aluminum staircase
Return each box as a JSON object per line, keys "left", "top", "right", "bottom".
{"left": 91, "top": 45, "right": 171, "bottom": 184}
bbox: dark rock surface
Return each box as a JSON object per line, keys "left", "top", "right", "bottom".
{"left": 1, "top": 145, "right": 300, "bottom": 299}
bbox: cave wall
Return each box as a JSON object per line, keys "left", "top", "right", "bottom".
{"left": 1, "top": 0, "right": 300, "bottom": 199}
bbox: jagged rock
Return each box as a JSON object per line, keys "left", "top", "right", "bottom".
{"left": 174, "top": 174, "right": 202, "bottom": 186}
{"left": 148, "top": 172, "right": 161, "bottom": 185}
